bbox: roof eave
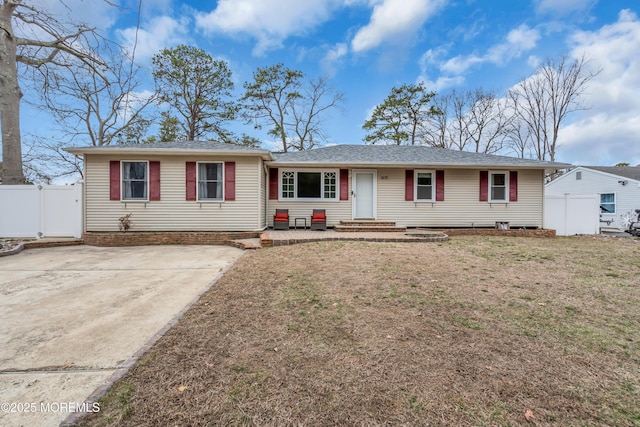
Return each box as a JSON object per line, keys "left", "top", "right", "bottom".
{"left": 64, "top": 147, "right": 273, "bottom": 160}
{"left": 267, "top": 161, "right": 572, "bottom": 170}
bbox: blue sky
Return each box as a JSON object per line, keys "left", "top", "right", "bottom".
{"left": 21, "top": 0, "right": 640, "bottom": 167}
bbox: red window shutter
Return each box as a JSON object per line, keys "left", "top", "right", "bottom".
{"left": 479, "top": 171, "right": 489, "bottom": 201}
{"left": 186, "top": 162, "right": 197, "bottom": 201}
{"left": 225, "top": 162, "right": 236, "bottom": 201}
{"left": 269, "top": 168, "right": 278, "bottom": 200}
{"left": 149, "top": 161, "right": 161, "bottom": 201}
{"left": 109, "top": 161, "right": 120, "bottom": 200}
{"left": 405, "top": 170, "right": 414, "bottom": 201}
{"left": 340, "top": 169, "right": 349, "bottom": 200}
{"left": 509, "top": 171, "right": 518, "bottom": 202}
{"left": 436, "top": 170, "right": 445, "bottom": 202}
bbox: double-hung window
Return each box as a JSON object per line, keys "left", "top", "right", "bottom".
{"left": 281, "top": 170, "right": 338, "bottom": 200}
{"left": 600, "top": 193, "right": 615, "bottom": 214}
{"left": 122, "top": 161, "right": 148, "bottom": 201}
{"left": 414, "top": 170, "right": 434, "bottom": 201}
{"left": 489, "top": 171, "right": 508, "bottom": 202}
{"left": 198, "top": 162, "right": 223, "bottom": 201}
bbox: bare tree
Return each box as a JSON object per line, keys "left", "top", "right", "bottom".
{"left": 422, "top": 93, "right": 451, "bottom": 148}
{"left": 465, "top": 89, "right": 512, "bottom": 154}
{"left": 0, "top": 0, "right": 114, "bottom": 184}
{"left": 289, "top": 76, "right": 344, "bottom": 151}
{"left": 508, "top": 54, "right": 599, "bottom": 161}
{"left": 37, "top": 43, "right": 157, "bottom": 147}
{"left": 242, "top": 64, "right": 342, "bottom": 152}
{"left": 241, "top": 63, "right": 303, "bottom": 152}
{"left": 23, "top": 136, "right": 81, "bottom": 180}
{"left": 447, "top": 90, "right": 474, "bottom": 151}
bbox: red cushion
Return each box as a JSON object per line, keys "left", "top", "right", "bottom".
{"left": 274, "top": 214, "right": 288, "bottom": 220}
{"left": 312, "top": 214, "right": 325, "bottom": 220}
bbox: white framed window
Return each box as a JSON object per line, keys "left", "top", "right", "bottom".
{"left": 414, "top": 170, "right": 434, "bottom": 202}
{"left": 324, "top": 171, "right": 337, "bottom": 199}
{"left": 600, "top": 193, "right": 615, "bottom": 214}
{"left": 198, "top": 162, "right": 223, "bottom": 201}
{"left": 489, "top": 171, "right": 508, "bottom": 202}
{"left": 280, "top": 170, "right": 339, "bottom": 201}
{"left": 122, "top": 161, "right": 148, "bottom": 201}
{"left": 282, "top": 171, "right": 295, "bottom": 199}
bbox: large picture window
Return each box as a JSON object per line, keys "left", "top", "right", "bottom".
{"left": 280, "top": 170, "right": 338, "bottom": 200}
{"left": 122, "top": 161, "right": 148, "bottom": 200}
{"left": 489, "top": 172, "right": 508, "bottom": 202}
{"left": 198, "top": 162, "right": 223, "bottom": 201}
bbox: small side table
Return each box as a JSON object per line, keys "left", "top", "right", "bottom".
{"left": 294, "top": 217, "right": 307, "bottom": 229}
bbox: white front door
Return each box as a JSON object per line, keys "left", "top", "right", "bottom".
{"left": 353, "top": 170, "right": 376, "bottom": 219}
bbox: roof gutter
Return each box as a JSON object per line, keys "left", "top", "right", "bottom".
{"left": 64, "top": 147, "right": 274, "bottom": 160}
{"left": 266, "top": 161, "right": 572, "bottom": 170}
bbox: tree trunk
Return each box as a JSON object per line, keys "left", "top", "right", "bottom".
{"left": 0, "top": 2, "right": 26, "bottom": 184}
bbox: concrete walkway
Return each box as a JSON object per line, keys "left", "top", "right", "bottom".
{"left": 0, "top": 245, "right": 243, "bottom": 427}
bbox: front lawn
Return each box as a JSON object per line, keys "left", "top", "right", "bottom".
{"left": 82, "top": 236, "right": 640, "bottom": 426}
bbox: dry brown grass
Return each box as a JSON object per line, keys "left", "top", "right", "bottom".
{"left": 82, "top": 236, "right": 640, "bottom": 426}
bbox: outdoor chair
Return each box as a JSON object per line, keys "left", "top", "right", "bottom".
{"left": 273, "top": 209, "right": 289, "bottom": 230}
{"left": 310, "top": 209, "right": 326, "bottom": 231}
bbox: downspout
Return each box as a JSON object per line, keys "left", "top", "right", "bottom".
{"left": 262, "top": 162, "right": 269, "bottom": 230}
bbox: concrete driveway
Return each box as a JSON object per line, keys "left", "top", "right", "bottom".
{"left": 0, "top": 244, "right": 243, "bottom": 427}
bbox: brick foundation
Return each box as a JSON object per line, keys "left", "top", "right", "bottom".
{"left": 83, "top": 231, "right": 261, "bottom": 247}
{"left": 431, "top": 228, "right": 556, "bottom": 238}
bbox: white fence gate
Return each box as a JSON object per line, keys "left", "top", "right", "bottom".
{"left": 544, "top": 194, "right": 600, "bottom": 236}
{"left": 0, "top": 184, "right": 82, "bottom": 238}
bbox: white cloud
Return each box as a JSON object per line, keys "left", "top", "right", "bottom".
{"left": 527, "top": 55, "right": 542, "bottom": 68}
{"left": 557, "top": 9, "right": 640, "bottom": 165}
{"left": 441, "top": 24, "right": 540, "bottom": 74}
{"left": 418, "top": 74, "right": 465, "bottom": 92}
{"left": 195, "top": 0, "right": 341, "bottom": 55}
{"left": 321, "top": 43, "right": 349, "bottom": 77}
{"left": 116, "top": 15, "right": 191, "bottom": 61}
{"left": 558, "top": 113, "right": 640, "bottom": 166}
{"left": 29, "top": 0, "right": 120, "bottom": 31}
{"left": 418, "top": 24, "right": 540, "bottom": 91}
{"left": 535, "top": 0, "right": 597, "bottom": 16}
{"left": 351, "top": 0, "right": 446, "bottom": 53}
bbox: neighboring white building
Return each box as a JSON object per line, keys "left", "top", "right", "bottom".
{"left": 545, "top": 166, "right": 640, "bottom": 231}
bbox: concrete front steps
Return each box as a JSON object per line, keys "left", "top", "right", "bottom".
{"left": 334, "top": 220, "right": 407, "bottom": 232}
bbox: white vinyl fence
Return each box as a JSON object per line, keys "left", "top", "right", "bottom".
{"left": 544, "top": 194, "right": 600, "bottom": 236}
{"left": 0, "top": 184, "right": 82, "bottom": 238}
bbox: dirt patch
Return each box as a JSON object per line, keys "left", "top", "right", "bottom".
{"left": 81, "top": 236, "right": 640, "bottom": 426}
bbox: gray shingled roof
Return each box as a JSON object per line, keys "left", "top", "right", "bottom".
{"left": 64, "top": 141, "right": 273, "bottom": 158}
{"left": 583, "top": 166, "right": 640, "bottom": 181}
{"left": 270, "top": 144, "right": 570, "bottom": 169}
{"left": 64, "top": 141, "right": 572, "bottom": 169}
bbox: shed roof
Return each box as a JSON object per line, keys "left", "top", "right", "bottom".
{"left": 270, "top": 144, "right": 570, "bottom": 169}
{"left": 582, "top": 166, "right": 640, "bottom": 182}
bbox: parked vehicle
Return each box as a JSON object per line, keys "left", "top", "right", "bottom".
{"left": 621, "top": 209, "right": 640, "bottom": 236}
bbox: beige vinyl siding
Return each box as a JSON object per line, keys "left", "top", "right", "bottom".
{"left": 266, "top": 168, "right": 544, "bottom": 228}
{"left": 377, "top": 168, "right": 544, "bottom": 228}
{"left": 85, "top": 154, "right": 263, "bottom": 232}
